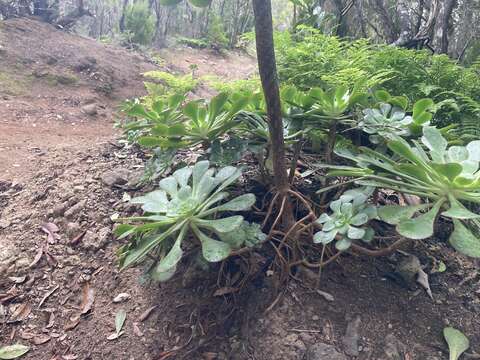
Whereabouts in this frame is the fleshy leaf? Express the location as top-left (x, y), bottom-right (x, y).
top-left (378, 204), bottom-right (428, 225)
top-left (216, 194), bottom-right (256, 211)
top-left (397, 199), bottom-right (444, 240)
top-left (347, 226), bottom-right (366, 240)
top-left (313, 230), bottom-right (337, 244)
top-left (196, 216), bottom-right (243, 233)
top-left (131, 190), bottom-right (169, 213)
top-left (0, 344), bottom-right (30, 359)
top-left (449, 220), bottom-right (480, 258)
top-left (335, 238), bottom-right (352, 251)
top-left (195, 229), bottom-right (232, 262)
top-left (442, 197), bottom-right (480, 219)
top-left (443, 327), bottom-right (470, 360)
top-left (159, 177), bottom-right (178, 197)
top-left (173, 167), bottom-right (192, 188)
top-left (422, 126), bottom-right (447, 162)
top-left (467, 140), bottom-right (480, 161)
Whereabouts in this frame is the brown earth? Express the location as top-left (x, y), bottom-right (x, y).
top-left (1, 17), bottom-right (480, 360)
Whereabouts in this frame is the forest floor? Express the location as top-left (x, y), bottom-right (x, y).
top-left (1, 18), bottom-right (479, 360)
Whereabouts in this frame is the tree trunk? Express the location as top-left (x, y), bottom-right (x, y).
top-left (252, 0), bottom-right (289, 193)
top-left (33, 0), bottom-right (48, 20)
top-left (119, 0), bottom-right (129, 32)
top-left (439, 0), bottom-right (457, 54)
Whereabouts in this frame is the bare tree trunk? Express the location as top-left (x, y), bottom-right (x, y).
top-left (439, 0), bottom-right (457, 53)
top-left (119, 0), bottom-right (129, 32)
top-left (252, 0), bottom-right (289, 193)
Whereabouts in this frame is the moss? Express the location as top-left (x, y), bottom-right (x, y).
top-left (0, 71), bottom-right (30, 96)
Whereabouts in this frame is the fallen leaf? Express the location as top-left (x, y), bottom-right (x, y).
top-left (69, 230), bottom-right (86, 246)
top-left (41, 223), bottom-right (59, 244)
top-left (132, 322), bottom-right (143, 337)
top-left (106, 332), bottom-right (123, 341)
top-left (80, 283), bottom-right (94, 315)
top-left (138, 305), bottom-right (157, 322)
top-left (46, 312), bottom-right (55, 328)
top-left (63, 315), bottom-right (80, 331)
top-left (29, 247), bottom-right (44, 268)
top-left (61, 355), bottom-right (78, 360)
top-left (112, 293), bottom-right (130, 303)
top-left (8, 276), bottom-right (26, 284)
top-left (8, 303), bottom-right (32, 323)
top-left (32, 334), bottom-right (51, 345)
top-left (18, 332), bottom-right (35, 340)
top-left (213, 287), bottom-right (238, 297)
top-left (316, 289), bottom-right (335, 302)
top-left (0, 344), bottom-right (30, 359)
top-left (417, 268), bottom-right (433, 299)
top-left (115, 309), bottom-right (127, 334)
top-left (38, 285), bottom-right (59, 308)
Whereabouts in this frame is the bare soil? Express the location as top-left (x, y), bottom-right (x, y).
top-left (1, 18), bottom-right (479, 360)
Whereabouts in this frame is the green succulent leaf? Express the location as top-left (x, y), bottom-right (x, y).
top-left (449, 220), bottom-right (480, 258)
top-left (0, 344), bottom-right (30, 359)
top-left (335, 238), bottom-right (352, 251)
top-left (314, 230), bottom-right (338, 244)
top-left (194, 227), bottom-right (232, 262)
top-left (397, 199), bottom-right (444, 240)
top-left (378, 204), bottom-right (429, 225)
top-left (443, 327), bottom-right (470, 360)
top-left (347, 226), bottom-right (366, 240)
top-left (215, 194), bottom-right (256, 211)
top-left (442, 197), bottom-right (480, 219)
top-left (196, 216), bottom-right (244, 233)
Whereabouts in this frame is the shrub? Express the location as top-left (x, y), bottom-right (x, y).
top-left (124, 1), bottom-right (155, 45)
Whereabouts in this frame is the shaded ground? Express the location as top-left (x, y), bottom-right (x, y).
top-left (1, 18), bottom-right (479, 360)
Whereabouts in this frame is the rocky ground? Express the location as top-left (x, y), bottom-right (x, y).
top-left (1, 17), bottom-right (480, 360)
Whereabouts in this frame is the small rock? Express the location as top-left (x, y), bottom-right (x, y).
top-left (342, 315), bottom-right (361, 356)
top-left (82, 227), bottom-right (110, 251)
top-left (306, 343), bottom-right (347, 360)
top-left (82, 103), bottom-right (98, 116)
top-left (64, 200), bottom-right (86, 219)
top-left (51, 202), bottom-right (69, 217)
top-left (0, 180), bottom-right (12, 192)
top-left (113, 293), bottom-right (131, 303)
top-left (0, 219), bottom-right (11, 229)
top-left (384, 334), bottom-right (407, 360)
top-left (65, 222), bottom-right (82, 239)
top-left (101, 169), bottom-right (130, 187)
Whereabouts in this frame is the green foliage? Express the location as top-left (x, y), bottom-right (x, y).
top-left (331, 127), bottom-right (480, 256)
top-left (116, 161), bottom-right (264, 280)
top-left (0, 344), bottom-right (29, 359)
top-left (314, 187), bottom-right (377, 251)
top-left (136, 92), bottom-right (249, 149)
top-left (177, 37), bottom-right (209, 49)
top-left (203, 77), bottom-right (261, 95)
top-left (124, 1), bottom-right (155, 45)
top-left (443, 327), bottom-right (470, 360)
top-left (207, 15), bottom-right (229, 49)
top-left (143, 71), bottom-right (199, 96)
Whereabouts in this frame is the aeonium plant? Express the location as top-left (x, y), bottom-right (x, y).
top-left (115, 160), bottom-right (266, 281)
top-left (314, 187), bottom-right (377, 251)
top-left (329, 126), bottom-right (480, 257)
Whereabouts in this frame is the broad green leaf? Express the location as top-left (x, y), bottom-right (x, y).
top-left (173, 166), bottom-right (192, 188)
top-left (397, 199), bottom-right (444, 240)
top-left (442, 197), bottom-right (480, 219)
top-left (215, 166), bottom-right (237, 182)
top-left (347, 226), bottom-right (365, 240)
top-left (467, 140), bottom-right (480, 161)
top-left (350, 213), bottom-right (368, 226)
top-left (131, 190), bottom-right (168, 213)
top-left (378, 204), bottom-right (428, 225)
top-left (431, 163), bottom-right (463, 182)
top-left (195, 228), bottom-right (232, 262)
top-left (0, 344), bottom-right (30, 359)
top-left (138, 136), bottom-right (164, 148)
top-left (413, 98), bottom-right (434, 118)
top-left (151, 124), bottom-right (169, 136)
top-left (388, 139), bottom-right (422, 165)
top-left (155, 225), bottom-right (187, 273)
top-left (447, 146), bottom-right (469, 162)
top-left (313, 230), bottom-right (337, 244)
top-left (159, 177), bottom-right (178, 197)
top-left (449, 220), bottom-right (480, 258)
top-left (115, 309), bottom-right (127, 335)
top-left (335, 238), bottom-right (352, 251)
top-left (192, 160), bottom-right (210, 190)
top-left (390, 96), bottom-right (408, 110)
top-left (443, 327), bottom-right (470, 360)
top-left (196, 216), bottom-right (243, 233)
top-left (159, 0), bottom-right (182, 5)
top-left (374, 90), bottom-right (390, 102)
top-left (188, 0), bottom-right (212, 7)
top-left (422, 126), bottom-right (447, 162)
top-left (215, 194), bottom-right (255, 211)
top-left (209, 92), bottom-right (229, 119)
top-left (167, 124), bottom-right (187, 137)
top-left (150, 264), bottom-right (177, 282)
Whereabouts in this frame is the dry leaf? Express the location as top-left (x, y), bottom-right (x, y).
top-left (19, 332), bottom-right (35, 340)
top-left (62, 354), bottom-right (78, 360)
top-left (138, 305), bottom-right (157, 322)
top-left (8, 303), bottom-right (32, 323)
top-left (70, 230), bottom-right (86, 246)
top-left (417, 268), bottom-right (433, 299)
top-left (213, 287), bottom-right (238, 297)
top-left (46, 312), bottom-right (55, 329)
top-left (8, 276), bottom-right (27, 284)
top-left (29, 247), bottom-right (44, 268)
top-left (132, 322), bottom-right (143, 337)
top-left (80, 283), bottom-right (94, 315)
top-left (32, 334), bottom-right (51, 345)
top-left (38, 285), bottom-right (59, 308)
top-left (41, 222), bottom-right (59, 244)
top-left (64, 315), bottom-right (80, 331)
top-left (316, 289), bottom-right (335, 302)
